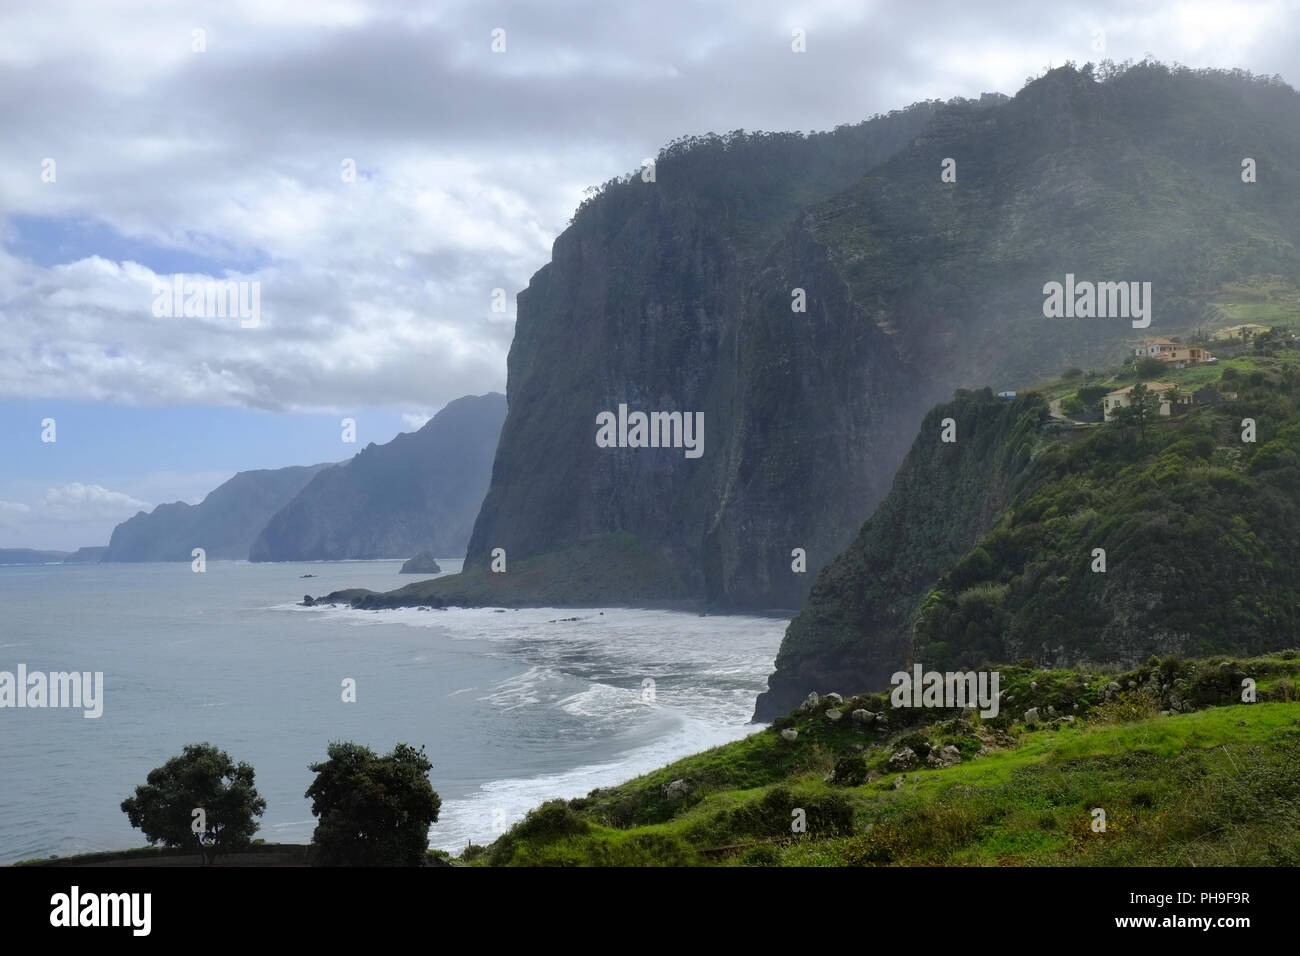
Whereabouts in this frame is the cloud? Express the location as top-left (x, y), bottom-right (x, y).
top-left (401, 412), bottom-right (432, 430)
top-left (0, 0), bottom-right (1296, 415)
top-left (39, 483), bottom-right (151, 522)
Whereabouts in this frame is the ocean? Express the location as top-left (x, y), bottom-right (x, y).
top-left (0, 560), bottom-right (786, 863)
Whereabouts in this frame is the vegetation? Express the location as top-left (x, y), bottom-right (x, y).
top-left (913, 354), bottom-right (1300, 671)
top-left (120, 743), bottom-right (266, 865)
top-left (462, 654), bottom-right (1300, 866)
top-left (305, 741), bottom-right (441, 866)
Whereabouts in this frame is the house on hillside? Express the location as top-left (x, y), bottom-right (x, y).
top-left (1134, 337), bottom-right (1178, 358)
top-left (1103, 382), bottom-right (1193, 421)
top-left (1134, 339), bottom-right (1214, 365)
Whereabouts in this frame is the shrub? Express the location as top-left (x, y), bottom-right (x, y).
top-left (831, 753), bottom-right (870, 786)
top-left (740, 844), bottom-right (783, 866)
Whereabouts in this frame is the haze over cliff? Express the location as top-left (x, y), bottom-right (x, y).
top-left (401, 62), bottom-right (1300, 612)
top-left (103, 463), bottom-right (333, 562)
top-left (250, 392), bottom-right (506, 562)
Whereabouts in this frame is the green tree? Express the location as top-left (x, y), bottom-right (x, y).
top-left (120, 743), bottom-right (266, 865)
top-left (1115, 382), bottom-right (1162, 439)
top-left (1076, 384), bottom-right (1111, 413)
top-left (306, 741), bottom-right (441, 866)
top-left (1164, 385), bottom-right (1184, 413)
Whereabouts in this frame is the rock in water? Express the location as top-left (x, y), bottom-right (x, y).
top-left (400, 551), bottom-right (442, 574)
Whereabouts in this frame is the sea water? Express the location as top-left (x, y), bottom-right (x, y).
top-left (0, 560), bottom-right (785, 862)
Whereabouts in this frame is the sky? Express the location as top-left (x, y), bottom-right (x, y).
top-left (2, 0), bottom-right (1298, 549)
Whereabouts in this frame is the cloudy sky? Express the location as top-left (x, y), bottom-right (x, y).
top-left (2, 0), bottom-right (1298, 549)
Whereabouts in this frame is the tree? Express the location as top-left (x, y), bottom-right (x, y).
top-left (1077, 384), bottom-right (1111, 414)
top-left (1114, 383), bottom-right (1162, 439)
top-left (121, 743), bottom-right (266, 865)
top-left (1136, 357), bottom-right (1167, 378)
top-left (306, 741), bottom-right (441, 866)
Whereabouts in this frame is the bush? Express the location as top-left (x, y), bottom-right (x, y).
top-left (831, 753), bottom-right (870, 786)
top-left (897, 732), bottom-right (933, 760)
top-left (740, 844), bottom-right (783, 866)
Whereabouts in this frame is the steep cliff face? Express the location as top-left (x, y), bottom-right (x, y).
top-left (908, 368), bottom-right (1300, 672)
top-left (250, 393), bottom-right (505, 561)
top-left (758, 354), bottom-right (1300, 720)
top-left (463, 105), bottom-right (952, 608)
top-left (455, 64), bottom-right (1300, 611)
top-left (104, 463), bottom-right (332, 562)
top-left (753, 390), bottom-right (1047, 719)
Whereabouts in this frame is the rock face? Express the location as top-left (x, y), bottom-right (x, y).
top-left (458, 106), bottom-right (951, 611)
top-left (103, 464), bottom-right (333, 562)
top-left (754, 390), bottom-right (1045, 720)
top-left (448, 65), bottom-right (1300, 614)
top-left (250, 393), bottom-right (505, 562)
top-left (399, 551), bottom-right (443, 575)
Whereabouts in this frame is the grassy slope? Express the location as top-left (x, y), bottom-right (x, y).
top-left (465, 653), bottom-right (1300, 867)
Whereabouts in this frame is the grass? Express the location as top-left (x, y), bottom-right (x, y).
top-left (464, 653), bottom-right (1300, 866)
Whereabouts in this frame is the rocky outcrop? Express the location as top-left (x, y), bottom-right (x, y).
top-left (399, 551), bottom-right (442, 574)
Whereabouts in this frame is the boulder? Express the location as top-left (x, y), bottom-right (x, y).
top-left (1024, 707), bottom-right (1041, 723)
top-left (824, 693), bottom-right (843, 705)
top-left (781, 728), bottom-right (799, 742)
top-left (399, 551), bottom-right (443, 574)
top-left (825, 708), bottom-right (843, 722)
top-left (927, 745), bottom-right (962, 768)
top-left (664, 779), bottom-right (692, 801)
top-left (888, 747), bottom-right (918, 771)
top-left (800, 692), bottom-right (820, 712)
top-left (851, 709), bottom-right (876, 726)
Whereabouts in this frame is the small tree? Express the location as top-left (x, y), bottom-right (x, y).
top-left (1115, 382), bottom-right (1162, 439)
top-left (1136, 357), bottom-right (1166, 378)
top-left (306, 741), bottom-right (441, 866)
top-left (121, 743), bottom-right (266, 865)
top-left (1163, 385), bottom-right (1184, 413)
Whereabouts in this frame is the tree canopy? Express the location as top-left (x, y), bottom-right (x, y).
top-left (120, 742), bottom-right (265, 865)
top-left (305, 741), bottom-right (441, 866)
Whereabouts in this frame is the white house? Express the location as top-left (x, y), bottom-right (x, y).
top-left (1103, 381), bottom-right (1192, 421)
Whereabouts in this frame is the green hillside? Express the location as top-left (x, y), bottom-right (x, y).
top-left (462, 653), bottom-right (1300, 866)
